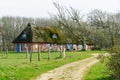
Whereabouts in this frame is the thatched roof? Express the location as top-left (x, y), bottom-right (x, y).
top-left (13, 23), bottom-right (93, 44)
top-left (12, 23), bottom-right (68, 44)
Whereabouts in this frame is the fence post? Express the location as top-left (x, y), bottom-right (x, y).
top-left (26, 47), bottom-right (28, 58)
top-left (59, 44), bottom-right (63, 58)
top-left (48, 44), bottom-right (50, 61)
top-left (63, 44), bottom-right (66, 58)
top-left (30, 46), bottom-right (32, 63)
top-left (38, 44), bottom-right (40, 61)
top-left (6, 48), bottom-right (8, 58)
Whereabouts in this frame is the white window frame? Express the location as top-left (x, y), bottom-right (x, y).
top-left (35, 44), bottom-right (38, 48)
top-left (24, 44), bottom-right (27, 48)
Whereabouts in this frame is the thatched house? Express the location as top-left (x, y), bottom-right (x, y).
top-left (13, 23), bottom-right (93, 52)
top-left (13, 23), bottom-right (68, 52)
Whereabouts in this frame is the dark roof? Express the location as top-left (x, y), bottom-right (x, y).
top-left (13, 23), bottom-right (93, 44)
top-left (12, 23), bottom-right (68, 44)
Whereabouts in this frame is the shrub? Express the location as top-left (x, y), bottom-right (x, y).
top-left (107, 45), bottom-right (120, 79)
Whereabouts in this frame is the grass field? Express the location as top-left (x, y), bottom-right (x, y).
top-left (0, 50), bottom-right (105, 80)
top-left (84, 60), bottom-right (113, 80)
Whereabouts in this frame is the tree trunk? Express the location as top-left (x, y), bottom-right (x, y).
top-left (108, 27), bottom-right (114, 47)
top-left (2, 36), bottom-right (5, 51)
top-left (63, 45), bottom-right (66, 58)
top-left (30, 46), bottom-right (32, 63)
top-left (6, 48), bottom-right (8, 58)
top-left (26, 47), bottom-right (28, 58)
top-left (59, 44), bottom-right (63, 58)
top-left (82, 36), bottom-right (86, 51)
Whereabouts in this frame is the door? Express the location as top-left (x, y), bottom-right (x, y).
top-left (16, 44), bottom-right (21, 52)
top-left (67, 44), bottom-right (73, 51)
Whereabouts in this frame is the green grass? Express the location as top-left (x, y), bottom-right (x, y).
top-left (0, 50), bottom-right (105, 80)
top-left (84, 61), bottom-right (113, 80)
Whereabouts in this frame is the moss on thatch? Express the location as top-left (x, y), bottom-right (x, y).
top-left (13, 23), bottom-right (93, 44)
top-left (13, 23), bottom-right (67, 44)
top-left (31, 26), bottom-right (67, 43)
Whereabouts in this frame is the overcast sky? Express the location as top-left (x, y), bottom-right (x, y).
top-left (0, 0), bottom-right (120, 18)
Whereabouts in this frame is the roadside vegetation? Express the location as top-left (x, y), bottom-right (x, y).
top-left (84, 45), bottom-right (120, 80)
top-left (84, 61), bottom-right (113, 80)
top-left (0, 51), bottom-right (105, 80)
top-left (107, 45), bottom-right (120, 80)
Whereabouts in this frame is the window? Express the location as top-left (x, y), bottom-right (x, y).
top-left (52, 34), bottom-right (58, 39)
top-left (44, 44), bottom-right (46, 48)
top-left (21, 33), bottom-right (27, 39)
top-left (54, 44), bottom-right (57, 48)
top-left (36, 44), bottom-right (38, 48)
top-left (24, 44), bottom-right (27, 48)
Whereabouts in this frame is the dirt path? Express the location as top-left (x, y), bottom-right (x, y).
top-left (35, 54), bottom-right (99, 80)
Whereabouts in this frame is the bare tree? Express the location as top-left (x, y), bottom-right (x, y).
top-left (52, 2), bottom-right (88, 51)
top-left (35, 18), bottom-right (57, 27)
top-left (88, 9), bottom-right (120, 49)
top-left (0, 16), bottom-right (35, 50)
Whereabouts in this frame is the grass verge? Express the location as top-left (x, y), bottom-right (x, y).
top-left (0, 50), bottom-right (105, 80)
top-left (84, 61), bottom-right (113, 80)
